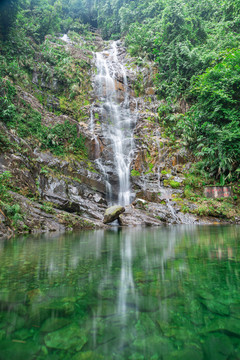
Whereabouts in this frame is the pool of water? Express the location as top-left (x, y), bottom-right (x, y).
top-left (0, 225), bottom-right (239, 359)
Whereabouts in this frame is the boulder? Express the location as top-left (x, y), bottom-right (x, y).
top-left (44, 324), bottom-right (87, 351)
top-left (118, 205), bottom-right (162, 226)
top-left (103, 205), bottom-right (125, 224)
top-left (132, 198), bottom-right (148, 209)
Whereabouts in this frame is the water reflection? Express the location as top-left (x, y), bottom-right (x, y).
top-left (118, 232), bottom-right (136, 315)
top-left (0, 225), bottom-right (239, 359)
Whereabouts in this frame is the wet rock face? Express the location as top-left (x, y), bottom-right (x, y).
top-left (123, 65), bottom-right (195, 224)
top-left (35, 150), bottom-right (108, 220)
top-left (89, 40), bottom-right (139, 205)
top-left (0, 128), bottom-right (109, 236)
top-left (118, 201), bottom-right (210, 226)
top-left (119, 205), bottom-right (163, 226)
top-left (0, 210), bottom-right (12, 238)
top-left (40, 175), bottom-right (107, 221)
top-left (88, 39), bottom-right (196, 220)
top-left (103, 205), bottom-right (125, 224)
top-left (8, 192), bottom-right (106, 233)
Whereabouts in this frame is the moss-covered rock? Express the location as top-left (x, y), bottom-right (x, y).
top-left (40, 317), bottom-right (71, 333)
top-left (103, 205), bottom-right (125, 224)
top-left (44, 323), bottom-right (88, 351)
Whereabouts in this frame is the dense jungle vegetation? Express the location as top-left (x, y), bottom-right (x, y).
top-left (0, 0), bottom-right (240, 183)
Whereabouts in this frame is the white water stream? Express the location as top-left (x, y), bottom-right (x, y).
top-left (91, 41), bottom-right (136, 206)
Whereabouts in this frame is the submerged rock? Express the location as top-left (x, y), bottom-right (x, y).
top-left (72, 352), bottom-right (104, 360)
top-left (168, 345), bottom-right (203, 360)
top-left (203, 333), bottom-right (233, 360)
top-left (103, 205), bottom-right (125, 224)
top-left (44, 324), bottom-right (87, 350)
top-left (40, 317), bottom-right (71, 333)
top-left (204, 318), bottom-right (240, 337)
top-left (199, 299), bottom-right (230, 316)
top-left (133, 335), bottom-right (174, 359)
top-left (0, 340), bottom-right (40, 360)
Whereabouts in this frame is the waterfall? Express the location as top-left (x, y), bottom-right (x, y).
top-left (92, 41), bottom-right (136, 206)
top-left (60, 34), bottom-right (71, 43)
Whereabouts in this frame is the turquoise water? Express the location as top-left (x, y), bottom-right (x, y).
top-left (0, 225), bottom-right (240, 360)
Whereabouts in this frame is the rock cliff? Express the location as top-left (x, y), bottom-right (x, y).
top-left (0, 31), bottom-right (238, 238)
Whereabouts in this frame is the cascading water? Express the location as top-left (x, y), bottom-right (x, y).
top-left (91, 41), bottom-right (136, 206)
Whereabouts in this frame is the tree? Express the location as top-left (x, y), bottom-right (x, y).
top-left (0, 0), bottom-right (22, 39)
top-left (180, 49), bottom-right (240, 179)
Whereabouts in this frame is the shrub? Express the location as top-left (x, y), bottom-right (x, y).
top-left (0, 171), bottom-right (12, 202)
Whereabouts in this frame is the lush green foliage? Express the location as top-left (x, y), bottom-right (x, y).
top-left (0, 171), bottom-right (25, 228)
top-left (0, 0), bottom-right (239, 181)
top-left (121, 0), bottom-right (240, 98)
top-left (0, 79), bottom-right (87, 157)
top-left (180, 49), bottom-right (240, 180)
top-left (116, 0), bottom-right (240, 180)
top-left (0, 171), bottom-right (12, 202)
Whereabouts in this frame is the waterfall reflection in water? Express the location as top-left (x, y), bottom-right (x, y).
top-left (118, 232), bottom-right (136, 316)
top-left (0, 226), bottom-right (239, 359)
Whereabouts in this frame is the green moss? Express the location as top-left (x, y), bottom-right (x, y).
top-left (131, 169), bottom-right (140, 176)
top-left (59, 213), bottom-right (95, 229)
top-left (40, 202), bottom-right (56, 214)
top-left (169, 180), bottom-right (181, 189)
top-left (174, 197), bottom-right (183, 203)
top-left (40, 167), bottom-right (49, 175)
top-left (59, 96), bottom-right (68, 112)
top-left (181, 205), bottom-right (190, 213)
top-left (134, 73), bottom-right (144, 97)
top-left (144, 163), bottom-right (154, 175)
top-left (163, 179), bottom-right (169, 187)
